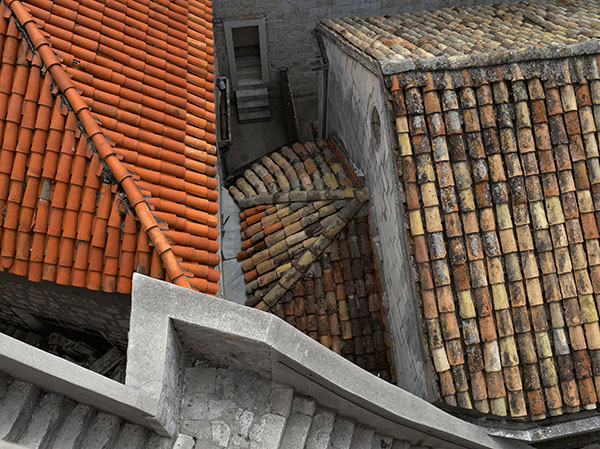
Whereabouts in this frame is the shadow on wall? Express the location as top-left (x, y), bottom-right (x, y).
top-left (221, 94), bottom-right (318, 178)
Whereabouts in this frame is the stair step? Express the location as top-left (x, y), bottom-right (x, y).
top-left (268, 386), bottom-right (294, 418)
top-left (18, 393), bottom-right (72, 449)
top-left (235, 87), bottom-right (268, 102)
top-left (291, 396), bottom-right (316, 417)
top-left (371, 433), bottom-right (394, 449)
top-left (327, 416), bottom-right (355, 449)
top-left (0, 380), bottom-right (39, 441)
top-left (305, 407), bottom-right (336, 449)
top-left (112, 423), bottom-right (148, 449)
top-left (238, 108), bottom-right (271, 123)
top-left (50, 404), bottom-right (95, 449)
top-left (237, 97), bottom-right (270, 111)
top-left (279, 413), bottom-right (312, 448)
top-left (78, 412), bottom-right (121, 449)
top-left (248, 413), bottom-right (287, 449)
top-left (350, 426), bottom-right (375, 449)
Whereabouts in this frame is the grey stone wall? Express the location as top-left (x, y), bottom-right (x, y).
top-left (323, 39), bottom-right (438, 400)
top-left (0, 272), bottom-right (130, 348)
top-left (180, 360), bottom-right (294, 448)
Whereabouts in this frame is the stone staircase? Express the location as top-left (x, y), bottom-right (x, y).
top-left (178, 362), bottom-right (448, 449)
top-left (0, 373), bottom-right (173, 449)
top-left (0, 367), bottom-right (447, 449)
top-left (278, 395), bottom-right (417, 449)
top-left (235, 87), bottom-right (271, 123)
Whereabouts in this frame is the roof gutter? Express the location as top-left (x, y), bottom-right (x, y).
top-left (5, 0), bottom-right (192, 290)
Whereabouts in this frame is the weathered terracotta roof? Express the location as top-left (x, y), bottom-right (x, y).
top-left (229, 140), bottom-right (393, 380)
top-left (0, 0), bottom-right (219, 294)
top-left (320, 0), bottom-right (600, 69)
top-left (391, 54), bottom-right (600, 421)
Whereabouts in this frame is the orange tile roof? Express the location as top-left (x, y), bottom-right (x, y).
top-left (229, 140), bottom-right (393, 380)
top-left (0, 0), bottom-right (219, 294)
top-left (391, 56), bottom-right (600, 420)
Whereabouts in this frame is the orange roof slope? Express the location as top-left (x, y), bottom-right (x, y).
top-left (0, 0), bottom-right (220, 294)
top-left (229, 140), bottom-right (393, 380)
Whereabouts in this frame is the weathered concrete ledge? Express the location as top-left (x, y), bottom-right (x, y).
top-left (0, 333), bottom-right (169, 436)
top-left (129, 274), bottom-right (530, 449)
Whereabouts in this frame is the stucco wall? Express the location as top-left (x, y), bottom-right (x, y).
top-left (322, 39), bottom-right (438, 400)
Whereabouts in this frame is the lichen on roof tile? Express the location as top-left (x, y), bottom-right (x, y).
top-left (390, 40), bottom-right (600, 421)
top-left (320, 0), bottom-right (600, 72)
top-left (230, 140), bottom-right (393, 380)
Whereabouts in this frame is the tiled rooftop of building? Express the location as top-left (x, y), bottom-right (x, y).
top-left (320, 0), bottom-right (600, 68)
top-left (391, 53), bottom-right (600, 421)
top-left (0, 0), bottom-right (219, 294)
top-left (229, 140), bottom-right (393, 380)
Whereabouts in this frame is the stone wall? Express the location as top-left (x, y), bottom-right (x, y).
top-left (0, 272), bottom-right (130, 348)
top-left (180, 360), bottom-right (294, 448)
top-left (322, 39), bottom-right (438, 400)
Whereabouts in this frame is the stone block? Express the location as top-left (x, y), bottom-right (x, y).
top-left (350, 426), bottom-right (375, 449)
top-left (181, 394), bottom-right (209, 421)
top-left (51, 404), bottom-right (95, 449)
top-left (185, 368), bottom-right (217, 396)
top-left (180, 420), bottom-right (212, 440)
top-left (212, 421), bottom-right (232, 447)
top-left (79, 412), bottom-right (121, 449)
top-left (233, 410), bottom-right (255, 438)
top-left (248, 413), bottom-right (286, 449)
top-left (112, 423), bottom-right (148, 449)
top-left (208, 399), bottom-right (238, 420)
top-left (18, 393), bottom-right (70, 449)
top-left (291, 396), bottom-right (316, 416)
top-left (267, 388), bottom-right (294, 417)
top-left (174, 434), bottom-right (196, 449)
top-left (328, 416), bottom-right (355, 449)
top-left (279, 413), bottom-right (312, 448)
top-left (305, 407), bottom-right (335, 449)
top-left (0, 380), bottom-right (40, 440)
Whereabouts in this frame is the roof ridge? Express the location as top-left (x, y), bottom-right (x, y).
top-left (4, 0), bottom-right (192, 290)
top-left (255, 190), bottom-right (369, 311)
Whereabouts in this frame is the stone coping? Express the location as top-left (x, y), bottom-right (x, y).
top-left (128, 273), bottom-right (529, 449)
top-left (2, 273), bottom-right (597, 445)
